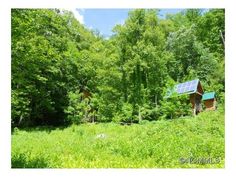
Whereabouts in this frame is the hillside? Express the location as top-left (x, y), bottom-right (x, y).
top-left (12, 110), bottom-right (224, 168)
top-left (11, 9), bottom-right (225, 127)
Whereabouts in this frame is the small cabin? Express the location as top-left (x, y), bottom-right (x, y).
top-left (166, 79), bottom-right (204, 115)
top-left (202, 92), bottom-right (217, 111)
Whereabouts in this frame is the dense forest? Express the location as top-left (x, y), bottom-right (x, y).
top-left (11, 9), bottom-right (225, 127)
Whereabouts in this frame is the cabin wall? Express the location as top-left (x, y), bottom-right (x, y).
top-left (195, 94), bottom-right (202, 113)
top-left (190, 93), bottom-right (202, 115)
top-left (190, 94), bottom-right (195, 108)
top-left (197, 83), bottom-right (204, 95)
top-left (204, 99), bottom-right (216, 110)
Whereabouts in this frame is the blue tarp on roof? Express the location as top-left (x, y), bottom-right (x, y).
top-left (202, 92), bottom-right (215, 101)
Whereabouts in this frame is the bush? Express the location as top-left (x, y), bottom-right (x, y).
top-left (64, 91), bottom-right (92, 124)
top-left (96, 100), bottom-right (116, 122)
top-left (160, 94), bottom-right (192, 119)
top-left (11, 90), bottom-right (31, 127)
top-left (113, 102), bottom-right (134, 123)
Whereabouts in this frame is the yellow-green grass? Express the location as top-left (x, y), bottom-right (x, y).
top-left (12, 110), bottom-right (224, 168)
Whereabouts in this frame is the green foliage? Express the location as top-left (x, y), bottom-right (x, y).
top-left (64, 91), bottom-right (83, 124)
top-left (196, 9), bottom-right (225, 56)
top-left (166, 26), bottom-right (218, 83)
top-left (113, 9), bottom-right (168, 119)
top-left (11, 9), bottom-right (102, 126)
top-left (11, 9), bottom-right (224, 127)
top-left (11, 8), bottom-right (225, 169)
top-left (12, 110), bottom-right (224, 168)
top-left (160, 79), bottom-right (192, 119)
top-left (11, 90), bottom-right (31, 126)
top-left (113, 102), bottom-right (134, 123)
top-left (160, 95), bottom-right (192, 119)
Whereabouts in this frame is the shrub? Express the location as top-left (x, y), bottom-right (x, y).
top-left (113, 102), bottom-right (134, 123)
top-left (64, 91), bottom-right (92, 124)
top-left (11, 90), bottom-right (31, 127)
top-left (160, 94), bottom-right (192, 119)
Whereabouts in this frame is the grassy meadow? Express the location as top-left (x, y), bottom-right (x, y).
top-left (11, 110), bottom-right (224, 168)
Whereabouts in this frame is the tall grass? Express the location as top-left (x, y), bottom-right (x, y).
top-left (12, 110), bottom-right (224, 168)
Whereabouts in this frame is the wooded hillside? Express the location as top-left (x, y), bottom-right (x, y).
top-left (11, 9), bottom-right (225, 127)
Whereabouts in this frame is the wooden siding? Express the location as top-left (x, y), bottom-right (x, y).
top-left (204, 98), bottom-right (216, 111)
top-left (190, 93), bottom-right (202, 115)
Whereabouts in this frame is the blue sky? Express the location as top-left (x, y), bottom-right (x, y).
top-left (72, 9), bottom-right (184, 38)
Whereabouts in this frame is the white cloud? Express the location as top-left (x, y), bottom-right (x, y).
top-left (63, 8), bottom-right (84, 24)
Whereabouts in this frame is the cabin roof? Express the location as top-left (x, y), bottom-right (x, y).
top-left (202, 92), bottom-right (215, 101)
top-left (166, 79), bottom-right (203, 98)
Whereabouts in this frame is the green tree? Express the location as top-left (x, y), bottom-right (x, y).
top-left (113, 9), bottom-right (167, 121)
top-left (11, 8), bottom-right (225, 127)
top-left (11, 9), bottom-right (103, 126)
top-left (166, 26), bottom-right (218, 83)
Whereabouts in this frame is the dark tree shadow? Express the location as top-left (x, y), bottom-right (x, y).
top-left (12, 125), bottom-right (68, 134)
top-left (12, 153), bottom-right (49, 168)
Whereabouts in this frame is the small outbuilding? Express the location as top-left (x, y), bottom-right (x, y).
top-left (202, 92), bottom-right (217, 111)
top-left (166, 79), bottom-right (204, 115)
